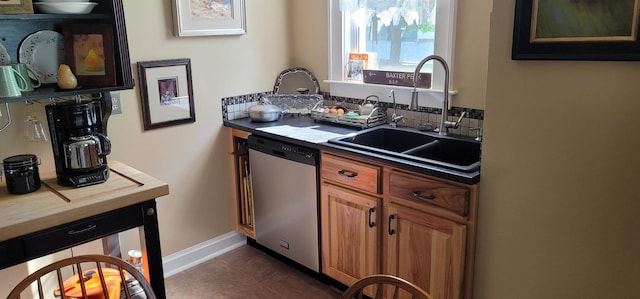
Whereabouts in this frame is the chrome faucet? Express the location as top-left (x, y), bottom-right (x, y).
top-left (411, 55), bottom-right (464, 135)
top-left (389, 89), bottom-right (404, 127)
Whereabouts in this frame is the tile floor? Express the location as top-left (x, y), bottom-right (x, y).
top-left (165, 245), bottom-right (342, 298)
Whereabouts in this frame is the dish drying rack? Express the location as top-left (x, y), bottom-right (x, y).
top-left (310, 96), bottom-right (386, 129)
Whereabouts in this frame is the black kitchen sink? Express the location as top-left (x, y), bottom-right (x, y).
top-left (329, 127), bottom-right (439, 153)
top-left (328, 126), bottom-right (481, 173)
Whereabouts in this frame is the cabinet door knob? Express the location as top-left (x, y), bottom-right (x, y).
top-left (413, 191), bottom-right (436, 201)
top-left (388, 214), bottom-right (396, 235)
top-left (368, 208), bottom-right (375, 228)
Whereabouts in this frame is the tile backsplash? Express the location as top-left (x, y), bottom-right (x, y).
top-left (221, 92), bottom-right (484, 139)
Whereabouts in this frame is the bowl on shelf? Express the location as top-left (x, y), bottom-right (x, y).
top-left (33, 2), bottom-right (97, 14)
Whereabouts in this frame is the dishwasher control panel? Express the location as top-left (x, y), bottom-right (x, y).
top-left (248, 135), bottom-right (318, 166)
top-left (279, 144), bottom-right (315, 158)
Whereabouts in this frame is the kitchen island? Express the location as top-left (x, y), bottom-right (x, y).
top-left (0, 161), bottom-right (169, 298)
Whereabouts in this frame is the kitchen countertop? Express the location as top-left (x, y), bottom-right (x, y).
top-left (0, 160), bottom-right (170, 241)
top-left (224, 116), bottom-right (480, 184)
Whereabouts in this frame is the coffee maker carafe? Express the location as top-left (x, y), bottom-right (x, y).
top-left (46, 100), bottom-right (111, 187)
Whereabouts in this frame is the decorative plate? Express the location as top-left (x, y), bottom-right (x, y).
top-left (0, 43), bottom-right (10, 65)
top-left (19, 30), bottom-right (65, 84)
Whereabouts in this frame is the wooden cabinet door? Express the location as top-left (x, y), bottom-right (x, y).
top-left (321, 183), bottom-right (380, 286)
top-left (384, 202), bottom-right (466, 299)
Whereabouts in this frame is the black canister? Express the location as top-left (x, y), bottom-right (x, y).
top-left (3, 154), bottom-right (41, 194)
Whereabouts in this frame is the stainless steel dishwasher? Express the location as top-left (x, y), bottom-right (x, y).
top-left (248, 135), bottom-right (320, 272)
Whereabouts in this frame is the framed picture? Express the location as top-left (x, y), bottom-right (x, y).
top-left (0, 0), bottom-right (34, 14)
top-left (345, 60), bottom-right (365, 81)
top-left (137, 58), bottom-right (195, 130)
top-left (62, 24), bottom-right (116, 87)
top-left (172, 0), bottom-right (246, 37)
top-left (512, 0), bottom-right (640, 60)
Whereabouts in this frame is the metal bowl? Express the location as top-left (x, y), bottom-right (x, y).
top-left (248, 100), bottom-right (282, 122)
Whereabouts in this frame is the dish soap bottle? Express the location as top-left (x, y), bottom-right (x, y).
top-left (57, 64), bottom-right (77, 90)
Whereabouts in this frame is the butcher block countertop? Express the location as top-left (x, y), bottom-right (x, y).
top-left (0, 161), bottom-right (169, 241)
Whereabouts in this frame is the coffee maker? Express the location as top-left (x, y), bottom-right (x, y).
top-left (46, 100), bottom-right (111, 187)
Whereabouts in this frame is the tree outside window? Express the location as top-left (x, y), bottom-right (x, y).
top-left (344, 0), bottom-right (437, 71)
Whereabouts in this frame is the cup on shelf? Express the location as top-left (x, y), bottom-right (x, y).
top-left (0, 65), bottom-right (28, 98)
top-left (11, 63), bottom-right (41, 92)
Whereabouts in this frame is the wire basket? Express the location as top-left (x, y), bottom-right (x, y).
top-left (310, 100), bottom-right (386, 129)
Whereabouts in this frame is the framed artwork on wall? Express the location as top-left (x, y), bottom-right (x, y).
top-left (62, 24), bottom-right (116, 87)
top-left (137, 58), bottom-right (196, 130)
top-left (171, 0), bottom-right (246, 37)
top-left (0, 0), bottom-right (34, 14)
top-left (512, 0), bottom-right (640, 60)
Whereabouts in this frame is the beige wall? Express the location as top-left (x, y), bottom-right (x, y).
top-left (114, 0), bottom-right (291, 256)
top-left (0, 0), bottom-right (290, 285)
top-left (474, 1), bottom-right (640, 299)
top-left (290, 1), bottom-right (329, 92)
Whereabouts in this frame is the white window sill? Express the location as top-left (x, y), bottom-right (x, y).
top-left (324, 80), bottom-right (458, 109)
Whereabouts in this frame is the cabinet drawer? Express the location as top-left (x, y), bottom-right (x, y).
top-left (23, 205), bottom-right (143, 258)
top-left (389, 170), bottom-right (469, 217)
top-left (0, 238), bottom-right (25, 269)
top-left (321, 153), bottom-right (381, 194)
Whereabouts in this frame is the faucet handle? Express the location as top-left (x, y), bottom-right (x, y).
top-left (470, 127), bottom-right (483, 141)
top-left (455, 111), bottom-right (467, 125)
top-left (443, 111), bottom-right (467, 129)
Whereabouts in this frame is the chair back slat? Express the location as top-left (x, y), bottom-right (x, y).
top-left (7, 254), bottom-right (157, 299)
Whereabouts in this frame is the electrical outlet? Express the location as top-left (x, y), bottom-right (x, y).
top-left (111, 93), bottom-right (122, 114)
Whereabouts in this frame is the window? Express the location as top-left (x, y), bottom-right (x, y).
top-left (328, 0), bottom-right (458, 103)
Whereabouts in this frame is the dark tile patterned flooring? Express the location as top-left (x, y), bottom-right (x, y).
top-left (165, 245), bottom-right (342, 298)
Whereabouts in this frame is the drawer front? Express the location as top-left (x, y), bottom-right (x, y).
top-left (23, 205), bottom-right (143, 258)
top-left (0, 238), bottom-right (26, 269)
top-left (321, 153), bottom-right (381, 194)
top-left (389, 170), bottom-right (469, 217)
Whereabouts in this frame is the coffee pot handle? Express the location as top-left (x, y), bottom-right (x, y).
top-left (95, 133), bottom-right (111, 158)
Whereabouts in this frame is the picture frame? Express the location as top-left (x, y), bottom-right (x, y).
top-left (345, 60), bottom-right (365, 81)
top-left (512, 0), bottom-right (640, 61)
top-left (137, 58), bottom-right (195, 130)
top-left (171, 0), bottom-right (246, 37)
top-left (62, 24), bottom-right (116, 87)
top-left (0, 0), bottom-right (34, 14)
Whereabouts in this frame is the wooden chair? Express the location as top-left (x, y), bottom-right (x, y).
top-left (7, 254), bottom-right (157, 299)
top-left (341, 274), bottom-right (433, 299)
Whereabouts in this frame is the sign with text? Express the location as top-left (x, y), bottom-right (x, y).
top-left (363, 70), bottom-right (431, 88)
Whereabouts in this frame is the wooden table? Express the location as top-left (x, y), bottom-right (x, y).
top-left (0, 161), bottom-right (169, 298)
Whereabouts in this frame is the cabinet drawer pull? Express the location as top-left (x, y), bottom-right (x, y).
top-left (413, 191), bottom-right (436, 201)
top-left (67, 224), bottom-right (97, 235)
top-left (338, 169), bottom-right (358, 178)
top-left (388, 214), bottom-right (396, 235)
top-left (368, 208), bottom-right (375, 228)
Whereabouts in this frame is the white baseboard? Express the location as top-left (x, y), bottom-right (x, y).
top-left (162, 231), bottom-right (246, 278)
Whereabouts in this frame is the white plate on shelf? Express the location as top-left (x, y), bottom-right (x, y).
top-left (0, 43), bottom-right (10, 65)
top-left (19, 30), bottom-right (65, 84)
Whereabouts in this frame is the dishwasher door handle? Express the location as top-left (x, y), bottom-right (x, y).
top-left (338, 169), bottom-right (358, 178)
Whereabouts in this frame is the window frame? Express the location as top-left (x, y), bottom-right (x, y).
top-left (326, 0), bottom-right (458, 107)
